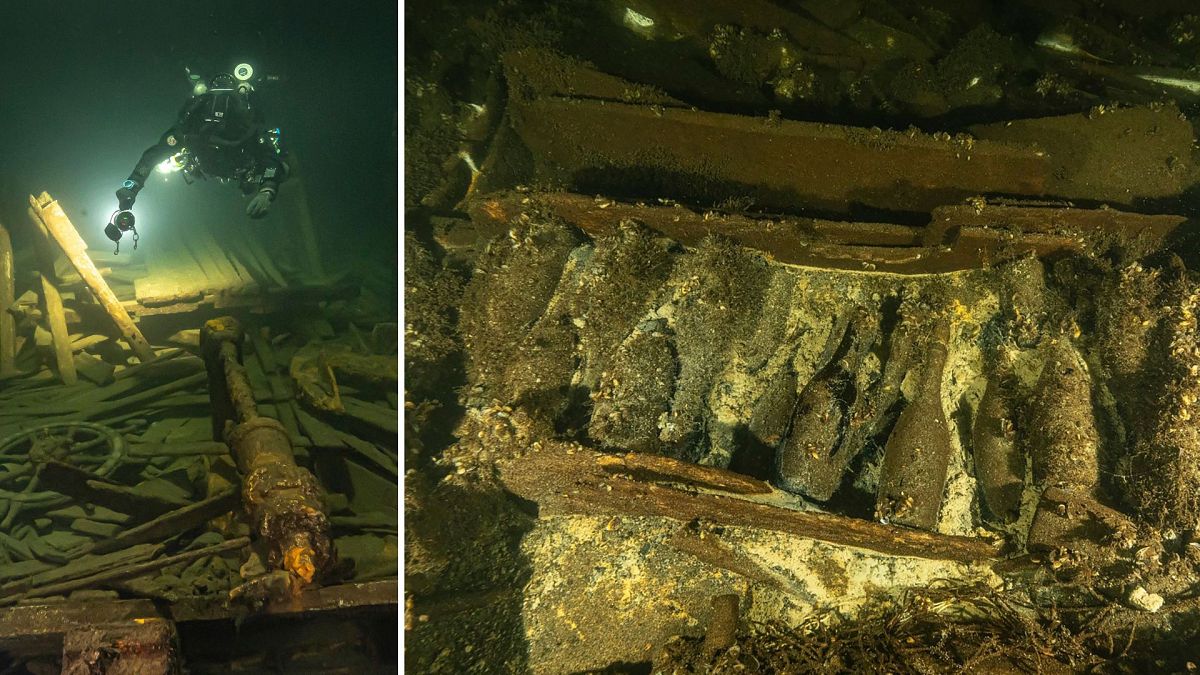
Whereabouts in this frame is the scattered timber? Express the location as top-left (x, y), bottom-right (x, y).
top-left (29, 194), bottom-right (154, 362)
top-left (499, 447), bottom-right (999, 562)
top-left (0, 222), bottom-right (14, 377)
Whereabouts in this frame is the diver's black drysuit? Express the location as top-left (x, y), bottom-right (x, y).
top-left (117, 83), bottom-right (288, 219)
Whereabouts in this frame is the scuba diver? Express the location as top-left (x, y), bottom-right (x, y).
top-left (107, 62), bottom-right (288, 249)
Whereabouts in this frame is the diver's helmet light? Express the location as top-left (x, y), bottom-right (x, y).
top-left (234, 63), bottom-right (254, 81)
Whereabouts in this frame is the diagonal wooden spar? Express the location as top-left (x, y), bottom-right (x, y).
top-left (28, 193), bottom-right (155, 362)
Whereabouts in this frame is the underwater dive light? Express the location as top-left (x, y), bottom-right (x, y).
top-left (104, 209), bottom-right (138, 253)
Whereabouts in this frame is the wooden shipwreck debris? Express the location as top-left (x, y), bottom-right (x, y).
top-left (968, 105), bottom-right (1195, 206)
top-left (0, 537), bottom-right (249, 607)
top-left (0, 222), bottom-right (14, 378)
top-left (471, 191), bottom-right (1178, 275)
top-left (38, 460), bottom-right (192, 521)
top-left (37, 272), bottom-right (76, 385)
top-left (499, 448), bottom-right (999, 562)
top-left (511, 97), bottom-right (1049, 215)
top-left (601, 453), bottom-right (771, 495)
top-left (61, 616), bottom-right (179, 675)
top-left (926, 202), bottom-right (1185, 249)
top-left (502, 48), bottom-right (1197, 214)
top-left (29, 193), bottom-right (154, 363)
top-left (201, 316), bottom-right (333, 590)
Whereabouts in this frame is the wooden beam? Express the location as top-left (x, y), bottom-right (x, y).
top-left (28, 194), bottom-right (155, 362)
top-left (499, 447), bottom-right (1000, 562)
top-left (38, 273), bottom-right (76, 385)
top-left (0, 222), bottom-right (15, 376)
top-left (282, 152), bottom-right (326, 282)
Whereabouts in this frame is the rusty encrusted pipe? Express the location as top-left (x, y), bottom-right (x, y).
top-left (201, 316), bottom-right (333, 588)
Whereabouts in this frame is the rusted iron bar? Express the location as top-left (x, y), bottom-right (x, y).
top-left (29, 193), bottom-right (155, 362)
top-left (499, 447), bottom-right (999, 562)
top-left (201, 316), bottom-right (333, 590)
top-left (0, 221), bottom-right (14, 377)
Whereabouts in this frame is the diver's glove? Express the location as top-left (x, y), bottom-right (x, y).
top-left (115, 179), bottom-right (141, 210)
top-left (246, 187), bottom-right (276, 219)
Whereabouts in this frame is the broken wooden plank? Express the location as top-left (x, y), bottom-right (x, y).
top-left (284, 152), bottom-right (327, 282)
top-left (69, 334), bottom-right (110, 353)
top-left (73, 352), bottom-right (115, 385)
top-left (4, 537), bottom-right (248, 606)
top-left (122, 278), bottom-right (359, 317)
top-left (472, 192), bottom-right (1095, 274)
top-left (0, 544), bottom-right (163, 601)
top-left (499, 447), bottom-right (999, 562)
top-left (87, 488), bottom-right (240, 556)
top-left (503, 48), bottom-right (687, 107)
top-left (340, 397), bottom-right (399, 435)
top-left (38, 273), bottom-right (76, 385)
top-left (926, 203), bottom-right (1185, 248)
top-left (126, 441), bottom-right (228, 457)
top-left (38, 460), bottom-right (192, 519)
top-left (6, 370), bottom-right (208, 416)
top-left (668, 526), bottom-right (788, 591)
top-left (61, 617), bottom-right (179, 675)
top-left (969, 104), bottom-right (1194, 207)
top-left (170, 578), bottom-right (399, 622)
top-left (114, 347), bottom-right (189, 380)
top-left (187, 228), bottom-right (243, 293)
top-left (600, 453), bottom-right (772, 495)
top-left (295, 409), bottom-right (348, 449)
top-left (512, 97), bottom-right (1050, 215)
top-left (0, 222), bottom-right (14, 377)
top-left (29, 194), bottom-right (155, 362)
top-left (250, 334), bottom-right (303, 442)
top-left (0, 597), bottom-right (162, 653)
